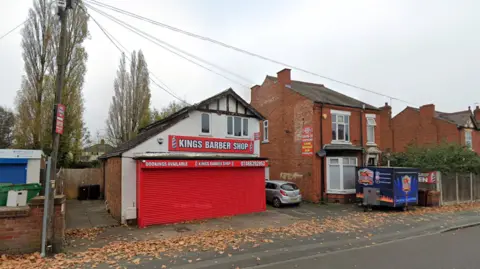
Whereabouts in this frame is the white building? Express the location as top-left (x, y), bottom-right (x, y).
top-left (100, 89), bottom-right (268, 227)
top-left (0, 149), bottom-right (44, 184)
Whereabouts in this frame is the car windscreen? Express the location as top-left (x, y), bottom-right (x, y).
top-left (280, 183), bottom-right (298, 191)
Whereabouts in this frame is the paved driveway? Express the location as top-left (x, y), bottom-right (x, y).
top-left (66, 200), bottom-right (118, 229)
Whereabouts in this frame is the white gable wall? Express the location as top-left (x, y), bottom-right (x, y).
top-left (119, 107), bottom-right (261, 223)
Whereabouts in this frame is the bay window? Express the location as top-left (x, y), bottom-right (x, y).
top-left (327, 157), bottom-right (357, 193)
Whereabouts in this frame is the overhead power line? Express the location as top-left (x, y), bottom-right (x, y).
top-left (0, 20), bottom-right (28, 42)
top-left (80, 4), bottom-right (189, 105)
top-left (86, 0), bottom-right (417, 106)
top-left (84, 2), bottom-right (252, 89)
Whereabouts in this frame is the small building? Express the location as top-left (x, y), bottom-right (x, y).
top-left (380, 104), bottom-right (480, 153)
top-left (0, 149), bottom-right (44, 184)
top-left (81, 142), bottom-right (113, 162)
top-left (250, 68), bottom-right (382, 204)
top-left (100, 89), bottom-right (267, 227)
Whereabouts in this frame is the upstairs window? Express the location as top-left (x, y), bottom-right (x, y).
top-left (227, 116), bottom-right (249, 137)
top-left (331, 110), bottom-right (350, 143)
top-left (263, 120), bottom-right (269, 142)
top-left (366, 114), bottom-right (376, 144)
top-left (465, 130), bottom-right (473, 149)
top-left (201, 113), bottom-right (210, 134)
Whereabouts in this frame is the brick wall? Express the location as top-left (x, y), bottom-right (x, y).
top-left (251, 69), bottom-right (381, 203)
top-left (0, 196), bottom-right (65, 254)
top-left (380, 104), bottom-right (478, 153)
top-left (104, 157), bottom-right (122, 221)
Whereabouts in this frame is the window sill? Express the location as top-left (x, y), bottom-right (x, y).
top-left (366, 142), bottom-right (377, 147)
top-left (261, 140), bottom-right (269, 144)
top-left (327, 189), bottom-right (356, 195)
top-left (199, 133), bottom-right (212, 137)
top-left (226, 135), bottom-right (250, 140)
top-left (331, 141), bottom-right (352, 145)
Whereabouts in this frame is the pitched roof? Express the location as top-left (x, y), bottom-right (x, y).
top-left (100, 88), bottom-right (265, 159)
top-left (266, 76), bottom-right (378, 110)
top-left (437, 110), bottom-right (477, 128)
top-left (408, 107), bottom-right (478, 128)
top-left (84, 143), bottom-right (114, 153)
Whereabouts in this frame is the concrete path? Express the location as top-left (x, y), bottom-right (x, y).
top-left (66, 199), bottom-right (118, 229)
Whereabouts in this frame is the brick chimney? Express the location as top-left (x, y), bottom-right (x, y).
top-left (419, 104), bottom-right (435, 120)
top-left (277, 68), bottom-right (291, 85)
top-left (380, 102), bottom-right (392, 119)
top-left (474, 105), bottom-right (480, 122)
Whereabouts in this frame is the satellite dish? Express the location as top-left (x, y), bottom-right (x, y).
top-left (316, 149), bottom-right (326, 157)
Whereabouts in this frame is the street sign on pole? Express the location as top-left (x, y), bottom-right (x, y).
top-left (57, 0), bottom-right (66, 8)
top-left (55, 104), bottom-right (65, 135)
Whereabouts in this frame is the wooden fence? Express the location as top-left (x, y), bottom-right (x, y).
top-left (58, 168), bottom-right (103, 199)
top-left (438, 172), bottom-right (480, 205)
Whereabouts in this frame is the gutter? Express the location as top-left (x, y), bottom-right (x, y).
top-left (360, 104), bottom-right (364, 165)
top-left (319, 103), bottom-right (325, 203)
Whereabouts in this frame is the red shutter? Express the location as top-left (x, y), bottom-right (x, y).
top-left (137, 167), bottom-right (266, 227)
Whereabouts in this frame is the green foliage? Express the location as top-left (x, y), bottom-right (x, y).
top-left (0, 106), bottom-right (15, 148)
top-left (14, 0), bottom-right (89, 167)
top-left (383, 143), bottom-right (480, 173)
top-left (150, 101), bottom-right (188, 122)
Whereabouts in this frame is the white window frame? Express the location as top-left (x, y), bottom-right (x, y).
top-left (326, 157), bottom-right (358, 194)
top-left (465, 129), bottom-right (473, 149)
top-left (366, 114), bottom-right (376, 146)
top-left (227, 116), bottom-right (249, 138)
top-left (331, 110), bottom-right (351, 144)
top-left (200, 113), bottom-right (211, 135)
top-left (263, 120), bottom-right (269, 142)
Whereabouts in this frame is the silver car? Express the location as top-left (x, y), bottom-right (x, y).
top-left (265, 180), bottom-right (302, 207)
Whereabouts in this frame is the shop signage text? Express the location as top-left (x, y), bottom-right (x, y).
top-left (301, 126), bottom-right (313, 156)
top-left (141, 160), bottom-right (268, 169)
top-left (168, 135), bottom-right (254, 154)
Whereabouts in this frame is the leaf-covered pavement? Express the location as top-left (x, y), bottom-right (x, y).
top-left (2, 203), bottom-right (480, 269)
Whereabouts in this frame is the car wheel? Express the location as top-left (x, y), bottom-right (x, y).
top-left (273, 198), bottom-right (282, 208)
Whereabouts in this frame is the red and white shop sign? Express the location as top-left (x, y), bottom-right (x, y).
top-left (55, 104), bottom-right (66, 135)
top-left (168, 135), bottom-right (254, 154)
top-left (140, 160), bottom-right (268, 169)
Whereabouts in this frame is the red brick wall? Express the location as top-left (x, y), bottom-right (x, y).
top-left (381, 105), bottom-right (468, 152)
top-left (251, 70), bottom-right (382, 203)
top-left (105, 157), bottom-right (122, 221)
top-left (472, 129), bottom-right (480, 154)
top-left (0, 197), bottom-right (65, 254)
top-left (251, 73), bottom-right (318, 201)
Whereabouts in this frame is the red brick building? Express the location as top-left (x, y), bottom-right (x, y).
top-left (380, 104), bottom-right (480, 153)
top-left (251, 69), bottom-right (382, 203)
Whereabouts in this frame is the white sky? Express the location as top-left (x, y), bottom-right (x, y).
top-left (1, 0), bottom-right (479, 139)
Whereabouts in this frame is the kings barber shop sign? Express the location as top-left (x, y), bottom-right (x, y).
top-left (168, 135), bottom-right (254, 154)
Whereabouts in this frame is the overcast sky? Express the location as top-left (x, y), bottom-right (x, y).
top-left (1, 0), bottom-right (479, 140)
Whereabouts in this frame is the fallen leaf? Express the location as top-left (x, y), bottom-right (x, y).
top-left (132, 258), bottom-right (141, 265)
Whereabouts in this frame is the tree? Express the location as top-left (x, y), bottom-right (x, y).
top-left (106, 51), bottom-right (150, 146)
top-left (383, 143), bottom-right (480, 174)
top-left (0, 106), bottom-right (15, 148)
top-left (151, 101), bottom-right (188, 122)
top-left (14, 0), bottom-right (89, 167)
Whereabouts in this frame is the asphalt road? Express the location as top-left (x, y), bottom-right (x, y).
top-left (246, 226), bottom-right (480, 269)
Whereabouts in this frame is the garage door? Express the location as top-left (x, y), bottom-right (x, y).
top-left (0, 159), bottom-right (27, 184)
top-left (138, 167), bottom-right (266, 227)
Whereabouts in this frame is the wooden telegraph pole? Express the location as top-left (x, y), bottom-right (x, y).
top-left (43, 0), bottom-right (72, 254)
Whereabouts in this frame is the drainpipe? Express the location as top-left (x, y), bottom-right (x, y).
top-left (360, 105), bottom-right (365, 166)
top-left (320, 104), bottom-right (325, 203)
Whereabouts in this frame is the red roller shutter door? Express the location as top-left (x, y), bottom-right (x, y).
top-left (138, 167), bottom-right (266, 227)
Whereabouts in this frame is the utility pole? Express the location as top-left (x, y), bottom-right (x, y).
top-left (44, 0), bottom-right (70, 254)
